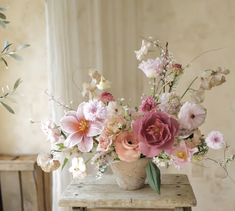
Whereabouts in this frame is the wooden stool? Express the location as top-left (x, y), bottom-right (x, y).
top-left (0, 154), bottom-right (52, 211)
top-left (59, 174), bottom-right (197, 211)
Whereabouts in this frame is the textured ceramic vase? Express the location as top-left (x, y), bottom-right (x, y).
top-left (110, 158), bottom-right (150, 190)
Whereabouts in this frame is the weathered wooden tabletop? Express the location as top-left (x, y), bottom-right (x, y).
top-left (59, 174), bottom-right (197, 210)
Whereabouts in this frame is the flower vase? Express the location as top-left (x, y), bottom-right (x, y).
top-left (110, 158), bottom-right (149, 190)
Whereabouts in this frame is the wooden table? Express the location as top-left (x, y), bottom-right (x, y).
top-left (59, 174), bottom-right (197, 211)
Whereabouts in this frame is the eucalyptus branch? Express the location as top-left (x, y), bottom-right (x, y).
top-left (181, 76), bottom-right (198, 99)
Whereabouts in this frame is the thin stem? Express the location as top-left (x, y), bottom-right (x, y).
top-left (181, 76), bottom-right (198, 99)
top-left (152, 78), bottom-right (156, 97)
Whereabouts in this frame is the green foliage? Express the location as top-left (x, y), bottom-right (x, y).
top-left (61, 157), bottom-right (69, 171)
top-left (146, 160), bottom-right (161, 194)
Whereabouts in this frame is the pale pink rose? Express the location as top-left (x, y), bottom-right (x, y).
top-left (171, 141), bottom-right (198, 169)
top-left (60, 103), bottom-right (103, 152)
top-left (205, 131), bottom-right (224, 149)
top-left (97, 135), bottom-right (112, 152)
top-left (138, 58), bottom-right (164, 78)
top-left (114, 131), bottom-right (140, 162)
top-left (99, 92), bottom-right (114, 104)
top-left (133, 111), bottom-right (179, 157)
top-left (41, 120), bottom-right (61, 143)
top-left (178, 102), bottom-right (206, 130)
top-left (83, 100), bottom-right (107, 121)
top-left (139, 96), bottom-right (157, 112)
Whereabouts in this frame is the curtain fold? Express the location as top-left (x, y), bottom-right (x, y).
top-left (46, 0), bottom-right (143, 210)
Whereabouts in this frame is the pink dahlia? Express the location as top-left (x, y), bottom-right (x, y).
top-left (178, 102), bottom-right (206, 130)
top-left (133, 111), bottom-right (179, 157)
top-left (139, 96), bottom-right (157, 113)
top-left (60, 103), bottom-right (103, 152)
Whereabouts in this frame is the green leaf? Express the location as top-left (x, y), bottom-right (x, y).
top-left (13, 78), bottom-right (22, 90)
top-left (56, 143), bottom-right (65, 150)
top-left (17, 44), bottom-right (30, 50)
top-left (0, 101), bottom-right (15, 114)
top-left (9, 53), bottom-right (22, 61)
top-left (0, 12), bottom-right (6, 20)
top-left (1, 57), bottom-right (8, 68)
top-left (146, 160), bottom-right (161, 194)
top-left (61, 157), bottom-right (69, 171)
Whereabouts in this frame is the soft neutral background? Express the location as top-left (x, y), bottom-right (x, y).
top-left (1, 0), bottom-right (235, 211)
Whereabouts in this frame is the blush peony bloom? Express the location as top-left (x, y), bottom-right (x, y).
top-left (133, 111), bottom-right (179, 157)
top-left (138, 58), bottom-right (164, 78)
top-left (99, 92), bottom-right (114, 104)
top-left (83, 100), bottom-right (107, 121)
top-left (114, 131), bottom-right (140, 162)
top-left (171, 142), bottom-right (198, 169)
top-left (60, 103), bottom-right (103, 152)
top-left (178, 102), bottom-right (206, 130)
top-left (205, 131), bottom-right (224, 149)
top-left (139, 96), bottom-right (157, 112)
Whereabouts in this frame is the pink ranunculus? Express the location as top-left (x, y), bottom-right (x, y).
top-left (60, 103), bottom-right (103, 152)
top-left (133, 111), bottom-right (179, 157)
top-left (99, 92), bottom-right (114, 104)
top-left (171, 141), bottom-right (198, 169)
top-left (139, 96), bottom-right (157, 113)
top-left (114, 131), bottom-right (140, 162)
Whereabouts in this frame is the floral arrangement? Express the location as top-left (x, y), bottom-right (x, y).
top-left (37, 37), bottom-right (235, 193)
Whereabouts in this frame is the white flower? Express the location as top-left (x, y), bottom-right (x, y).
top-left (159, 92), bottom-right (181, 114)
top-left (134, 39), bottom-right (151, 61)
top-left (178, 102), bottom-right (206, 130)
top-left (69, 157), bottom-right (86, 179)
top-left (138, 58), bottom-right (164, 78)
top-left (205, 131), bottom-right (224, 150)
top-left (83, 100), bottom-right (107, 121)
top-left (37, 153), bottom-right (60, 172)
top-left (41, 120), bottom-right (61, 143)
top-left (96, 76), bottom-right (111, 90)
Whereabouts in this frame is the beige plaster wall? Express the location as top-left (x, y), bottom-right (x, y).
top-left (0, 0), bottom-right (50, 154)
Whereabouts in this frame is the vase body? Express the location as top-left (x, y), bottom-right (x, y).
top-left (110, 158), bottom-right (149, 190)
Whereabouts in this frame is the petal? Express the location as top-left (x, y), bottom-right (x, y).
top-left (87, 121), bottom-right (103, 137)
top-left (60, 116), bottom-right (79, 133)
top-left (76, 102), bottom-right (85, 119)
top-left (139, 141), bottom-right (161, 157)
top-left (77, 137), bottom-right (93, 152)
top-left (64, 132), bottom-right (83, 148)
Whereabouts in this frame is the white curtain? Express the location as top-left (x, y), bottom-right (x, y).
top-left (45, 0), bottom-right (144, 210)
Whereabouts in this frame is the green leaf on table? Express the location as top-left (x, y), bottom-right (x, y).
top-left (61, 157), bottom-right (69, 171)
top-left (13, 78), bottom-right (22, 90)
top-left (0, 101), bottom-right (15, 114)
top-left (146, 160), bottom-right (161, 194)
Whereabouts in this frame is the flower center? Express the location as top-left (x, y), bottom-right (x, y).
top-left (176, 151), bottom-right (187, 160)
top-left (77, 119), bottom-right (89, 134)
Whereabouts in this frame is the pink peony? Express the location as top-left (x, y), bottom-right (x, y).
top-left (171, 141), bottom-right (198, 169)
top-left (133, 111), bottom-right (179, 157)
top-left (138, 58), bottom-right (164, 78)
top-left (114, 131), bottom-right (140, 162)
top-left (60, 103), bottom-right (103, 152)
top-left (139, 96), bottom-right (157, 113)
top-left (83, 100), bottom-right (107, 121)
top-left (178, 102), bottom-right (206, 130)
top-left (205, 131), bottom-right (224, 149)
top-left (99, 92), bottom-right (114, 104)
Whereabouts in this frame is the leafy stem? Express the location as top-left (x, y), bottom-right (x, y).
top-left (181, 76), bottom-right (198, 99)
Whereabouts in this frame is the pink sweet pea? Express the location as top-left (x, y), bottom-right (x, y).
top-left (60, 103), bottom-right (103, 152)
